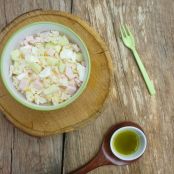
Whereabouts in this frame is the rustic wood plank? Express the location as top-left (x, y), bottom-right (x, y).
top-left (63, 0), bottom-right (174, 174)
top-left (0, 113), bottom-right (13, 174)
top-left (0, 1), bottom-right (13, 174)
top-left (11, 131), bottom-right (63, 174)
top-left (3, 0), bottom-right (71, 22)
top-left (0, 0), bottom-right (71, 174)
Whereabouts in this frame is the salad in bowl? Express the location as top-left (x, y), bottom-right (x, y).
top-left (0, 22), bottom-right (91, 111)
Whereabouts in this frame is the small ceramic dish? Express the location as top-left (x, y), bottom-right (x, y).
top-left (0, 22), bottom-right (91, 111)
top-left (110, 126), bottom-right (147, 161)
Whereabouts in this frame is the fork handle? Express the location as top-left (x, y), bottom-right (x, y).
top-left (132, 48), bottom-right (156, 95)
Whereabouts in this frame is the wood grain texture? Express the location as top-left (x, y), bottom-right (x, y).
top-left (0, 0), bottom-right (174, 174)
top-left (63, 0), bottom-right (174, 174)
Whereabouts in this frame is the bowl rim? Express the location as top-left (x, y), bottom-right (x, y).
top-left (0, 21), bottom-right (91, 111)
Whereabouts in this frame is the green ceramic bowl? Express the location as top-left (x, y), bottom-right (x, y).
top-left (0, 22), bottom-right (91, 111)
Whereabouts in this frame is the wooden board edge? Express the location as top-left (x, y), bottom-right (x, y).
top-left (0, 10), bottom-right (114, 137)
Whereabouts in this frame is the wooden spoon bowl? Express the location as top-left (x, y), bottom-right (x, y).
top-left (70, 121), bottom-right (145, 174)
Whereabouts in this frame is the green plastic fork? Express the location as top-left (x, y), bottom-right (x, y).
top-left (120, 25), bottom-right (156, 96)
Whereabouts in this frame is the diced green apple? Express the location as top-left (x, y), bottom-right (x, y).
top-left (43, 85), bottom-right (58, 95)
top-left (58, 61), bottom-right (66, 73)
top-left (29, 63), bottom-right (42, 73)
top-left (45, 42), bottom-right (56, 48)
top-left (57, 36), bottom-right (69, 46)
top-left (55, 45), bottom-right (61, 53)
top-left (11, 49), bottom-right (20, 61)
top-left (76, 53), bottom-right (83, 62)
top-left (45, 56), bottom-right (59, 66)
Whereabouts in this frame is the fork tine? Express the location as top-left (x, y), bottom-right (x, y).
top-left (121, 25), bottom-right (127, 36)
top-left (120, 26), bottom-right (124, 38)
top-left (125, 24), bottom-right (132, 36)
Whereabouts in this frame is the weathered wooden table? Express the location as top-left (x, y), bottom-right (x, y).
top-left (0, 0), bottom-right (173, 174)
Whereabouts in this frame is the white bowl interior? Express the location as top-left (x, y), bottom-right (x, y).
top-left (0, 22), bottom-right (90, 111)
top-left (110, 126), bottom-right (147, 161)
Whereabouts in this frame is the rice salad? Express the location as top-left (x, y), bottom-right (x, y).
top-left (9, 31), bottom-right (86, 105)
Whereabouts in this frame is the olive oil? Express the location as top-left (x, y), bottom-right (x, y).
top-left (113, 130), bottom-right (139, 155)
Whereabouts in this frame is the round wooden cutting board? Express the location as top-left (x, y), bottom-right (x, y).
top-left (0, 10), bottom-right (113, 136)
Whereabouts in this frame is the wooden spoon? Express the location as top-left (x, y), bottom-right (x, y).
top-left (69, 121), bottom-right (145, 174)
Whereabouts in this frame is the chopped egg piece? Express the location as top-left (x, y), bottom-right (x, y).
top-left (39, 67), bottom-right (51, 78)
top-left (77, 63), bottom-right (86, 81)
top-left (17, 73), bottom-right (27, 80)
top-left (60, 48), bottom-right (76, 61)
